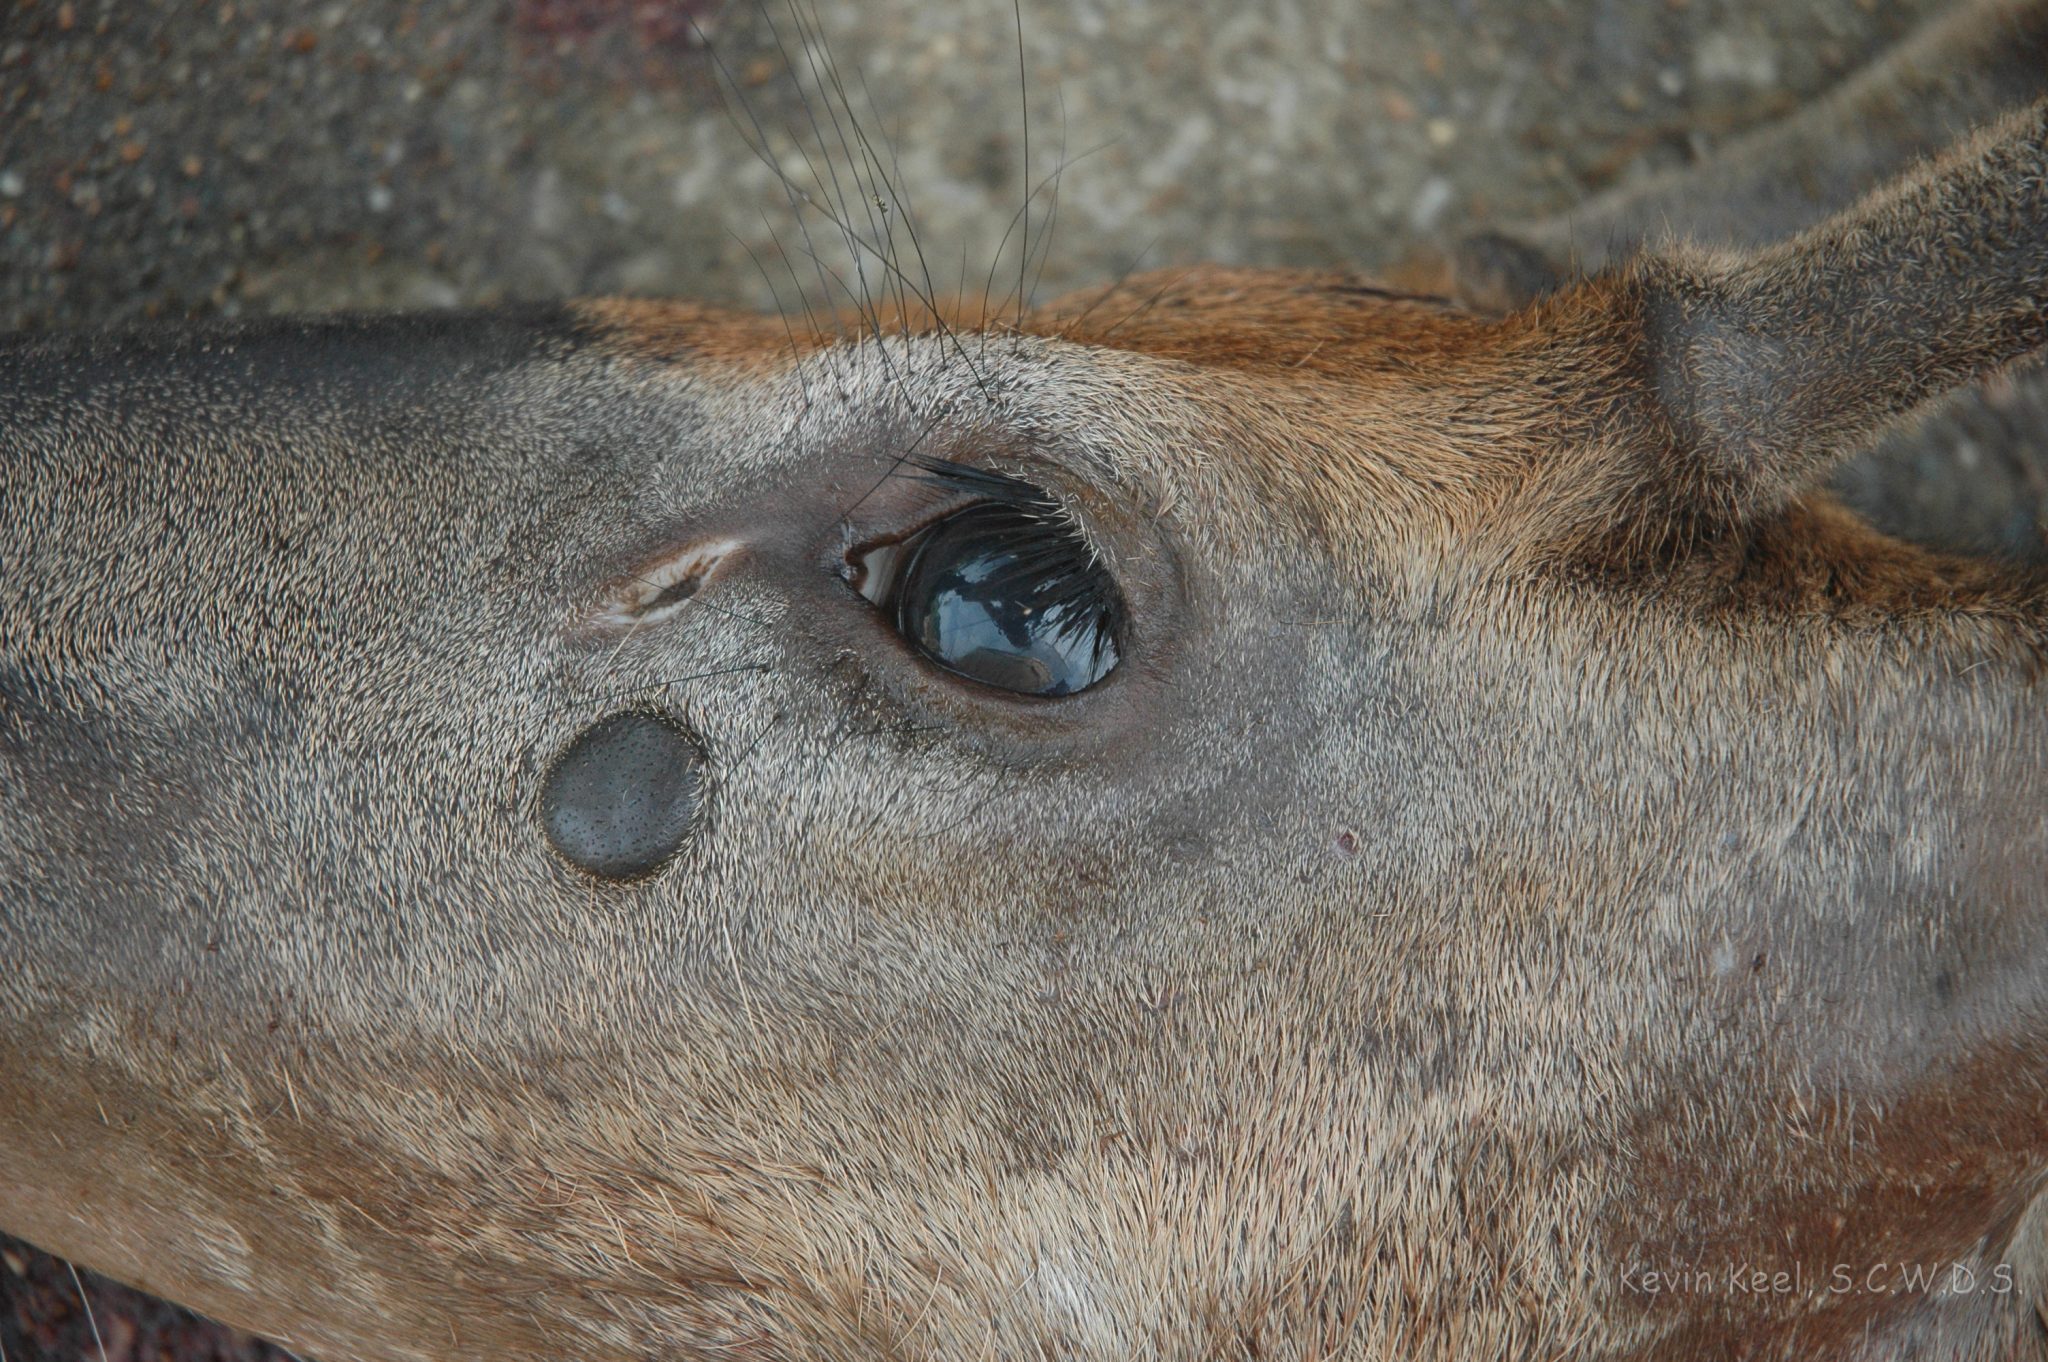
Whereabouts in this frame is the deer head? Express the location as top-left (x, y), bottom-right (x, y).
top-left (0, 49), bottom-right (2043, 1362)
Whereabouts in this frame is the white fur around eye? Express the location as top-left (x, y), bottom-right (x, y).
top-left (593, 537), bottom-right (742, 628)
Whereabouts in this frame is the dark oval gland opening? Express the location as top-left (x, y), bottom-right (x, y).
top-left (541, 711), bottom-right (704, 880)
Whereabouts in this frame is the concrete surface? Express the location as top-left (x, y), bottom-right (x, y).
top-left (0, 0), bottom-right (1945, 329)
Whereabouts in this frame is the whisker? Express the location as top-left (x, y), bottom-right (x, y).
top-left (597, 596), bottom-right (658, 678)
top-left (65, 1262), bottom-right (108, 1362)
top-left (770, 0), bottom-right (979, 422)
top-left (912, 768), bottom-right (1010, 840)
top-left (1025, 84), bottom-right (1071, 314)
top-left (1057, 233), bottom-right (1164, 337)
top-left (848, 60), bottom-right (929, 324)
top-left (776, 0), bottom-right (945, 392)
top-left (756, 211), bottom-right (858, 403)
top-left (983, 141), bottom-right (1112, 333)
top-left (742, 38), bottom-right (925, 421)
top-left (789, 0), bottom-right (910, 338)
top-left (1013, 0), bottom-right (1031, 331)
top-left (685, 595), bottom-right (780, 632)
top-left (842, 48), bottom-right (1002, 403)
top-left (703, 0), bottom-right (1104, 533)
top-left (731, 227), bottom-right (817, 409)
top-left (754, 209), bottom-right (827, 341)
top-left (763, 1), bottom-right (880, 336)
top-left (1090, 267), bottom-right (1192, 343)
top-left (790, 707), bottom-right (860, 845)
top-left (724, 710), bottom-right (790, 778)
top-left (704, 0), bottom-right (1029, 440)
top-left (541, 663), bottom-right (773, 718)
top-left (828, 395), bottom-right (962, 525)
top-left (691, 7), bottom-right (849, 344)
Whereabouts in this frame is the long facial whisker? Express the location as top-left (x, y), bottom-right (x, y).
top-left (1052, 233), bottom-right (1159, 337)
top-left (699, 0), bottom-right (1034, 461)
top-left (766, 1), bottom-right (941, 424)
top-left (848, 62), bottom-right (953, 323)
top-left (820, 12), bottom-right (1010, 413)
top-left (726, 11), bottom-right (979, 336)
top-left (723, 711), bottom-right (790, 782)
top-left (790, 707), bottom-right (860, 847)
top-left (1091, 267), bottom-right (1193, 343)
top-left (982, 140), bottom-right (1111, 333)
top-left (1013, 0), bottom-right (1030, 333)
top-left (540, 663), bottom-right (774, 718)
top-left (1026, 83), bottom-right (1069, 315)
top-left (691, 7), bottom-right (849, 344)
top-left (770, 0), bottom-right (990, 430)
top-left (66, 1262), bottom-right (109, 1362)
top-left (752, 0), bottom-right (949, 355)
top-left (842, 59), bottom-right (1001, 406)
top-left (910, 767), bottom-right (1011, 841)
top-left (580, 582), bottom-right (774, 729)
top-left (844, 56), bottom-right (927, 328)
top-left (731, 226), bottom-right (818, 410)
top-left (761, 1), bottom-right (881, 338)
top-left (828, 394), bottom-right (967, 528)
top-left (719, 12), bottom-right (1121, 535)
top-left (789, 0), bottom-right (910, 342)
top-left (597, 601), bottom-right (656, 679)
top-left (684, 595), bottom-right (780, 632)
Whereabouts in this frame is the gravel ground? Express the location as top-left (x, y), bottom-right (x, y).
top-left (0, 0), bottom-right (2027, 1358)
top-left (2, 1235), bottom-right (295, 1362)
top-left (1, 0), bottom-right (1943, 330)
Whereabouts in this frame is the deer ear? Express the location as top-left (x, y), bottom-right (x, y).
top-left (1515, 99), bottom-right (2048, 554)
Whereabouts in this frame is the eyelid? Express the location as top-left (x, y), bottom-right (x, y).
top-left (839, 492), bottom-right (983, 602)
top-left (905, 457), bottom-right (1120, 578)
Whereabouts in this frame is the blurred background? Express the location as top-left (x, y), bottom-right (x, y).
top-left (0, 0), bottom-right (1945, 330)
top-left (0, 0), bottom-right (2033, 1357)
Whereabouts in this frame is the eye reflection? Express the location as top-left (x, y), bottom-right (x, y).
top-left (896, 502), bottom-right (1122, 696)
top-left (856, 467), bottom-right (1126, 698)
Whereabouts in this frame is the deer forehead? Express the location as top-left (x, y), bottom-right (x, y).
top-left (579, 271), bottom-right (1515, 572)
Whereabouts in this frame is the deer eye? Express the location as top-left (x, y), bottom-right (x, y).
top-left (853, 468), bottom-right (1125, 698)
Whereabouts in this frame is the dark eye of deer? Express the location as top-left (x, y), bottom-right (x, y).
top-left (860, 492), bottom-right (1124, 698)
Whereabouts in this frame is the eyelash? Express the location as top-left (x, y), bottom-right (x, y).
top-left (845, 458), bottom-right (1128, 693)
top-left (905, 459), bottom-right (1126, 656)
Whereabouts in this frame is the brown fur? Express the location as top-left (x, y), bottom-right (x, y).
top-left (2, 13), bottom-right (2046, 1362)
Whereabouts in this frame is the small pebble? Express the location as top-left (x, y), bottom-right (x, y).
top-left (1409, 175), bottom-right (1454, 231)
